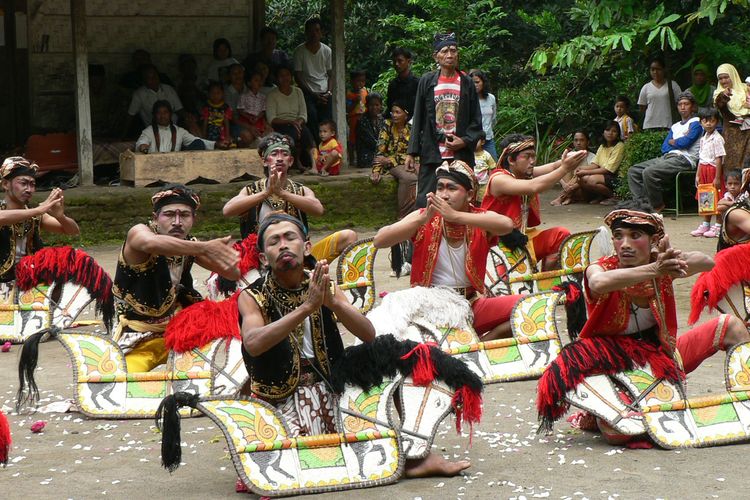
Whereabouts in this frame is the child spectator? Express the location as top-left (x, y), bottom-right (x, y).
top-left (718, 170), bottom-right (743, 221)
top-left (692, 108), bottom-right (726, 238)
top-left (356, 93), bottom-right (385, 168)
top-left (575, 120), bottom-right (625, 205)
top-left (315, 120), bottom-right (343, 176)
top-left (614, 95), bottom-right (637, 141)
top-left (346, 70), bottom-right (368, 156)
top-left (236, 71), bottom-right (268, 146)
top-left (201, 82), bottom-right (232, 143)
top-left (551, 129), bottom-right (595, 206)
top-left (473, 131), bottom-right (496, 201)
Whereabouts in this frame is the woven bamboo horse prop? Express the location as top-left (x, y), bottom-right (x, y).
top-left (545, 244), bottom-right (750, 448)
top-left (485, 229), bottom-right (609, 296)
top-left (0, 246), bottom-right (114, 344)
top-left (16, 292), bottom-right (248, 418)
top-left (206, 235), bottom-right (379, 315)
top-left (366, 286), bottom-right (574, 384)
top-left (156, 335), bottom-right (482, 497)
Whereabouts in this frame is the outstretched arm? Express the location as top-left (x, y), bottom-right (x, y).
top-left (373, 209), bottom-right (425, 248)
top-left (487, 150), bottom-right (587, 197)
top-left (124, 224), bottom-right (239, 279)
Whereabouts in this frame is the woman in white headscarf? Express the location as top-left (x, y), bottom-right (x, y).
top-left (714, 63), bottom-right (750, 170)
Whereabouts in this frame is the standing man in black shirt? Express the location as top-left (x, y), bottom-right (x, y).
top-left (386, 47), bottom-right (419, 118)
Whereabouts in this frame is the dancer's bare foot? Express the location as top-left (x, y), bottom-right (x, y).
top-left (550, 196), bottom-right (563, 206)
top-left (405, 452), bottom-right (470, 478)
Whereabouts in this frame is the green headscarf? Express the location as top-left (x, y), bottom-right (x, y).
top-left (690, 63), bottom-right (712, 107)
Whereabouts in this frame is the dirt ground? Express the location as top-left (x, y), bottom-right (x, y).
top-left (0, 189), bottom-right (742, 499)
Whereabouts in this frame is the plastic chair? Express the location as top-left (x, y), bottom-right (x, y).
top-left (661, 169), bottom-right (697, 219)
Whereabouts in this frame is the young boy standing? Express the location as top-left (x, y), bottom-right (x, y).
top-left (315, 120), bottom-right (343, 176)
top-left (692, 108), bottom-right (726, 238)
top-left (473, 132), bottom-right (495, 201)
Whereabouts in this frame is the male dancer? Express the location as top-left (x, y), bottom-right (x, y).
top-left (537, 207), bottom-right (748, 436)
top-left (223, 133), bottom-right (355, 262)
top-left (0, 156), bottom-right (80, 282)
top-left (113, 185), bottom-right (239, 372)
top-left (480, 135), bottom-right (586, 269)
top-left (374, 160), bottom-right (522, 340)
top-left (240, 212), bottom-right (470, 476)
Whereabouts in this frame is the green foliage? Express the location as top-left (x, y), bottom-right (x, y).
top-left (615, 130), bottom-right (666, 198)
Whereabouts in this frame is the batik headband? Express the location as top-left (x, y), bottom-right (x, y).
top-left (433, 32), bottom-right (458, 52)
top-left (1, 156), bottom-right (38, 180)
top-left (260, 136), bottom-right (292, 159)
top-left (604, 209), bottom-right (665, 239)
top-left (435, 160), bottom-right (477, 192)
top-left (498, 138), bottom-right (535, 167)
top-left (151, 185), bottom-right (201, 212)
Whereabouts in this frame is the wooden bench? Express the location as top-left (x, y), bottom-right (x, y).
top-left (119, 149), bottom-right (264, 187)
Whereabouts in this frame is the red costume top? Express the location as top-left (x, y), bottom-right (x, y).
top-left (480, 168), bottom-right (541, 231)
top-left (410, 207), bottom-right (495, 294)
top-left (580, 255), bottom-right (678, 354)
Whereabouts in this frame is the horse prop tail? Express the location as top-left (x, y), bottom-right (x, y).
top-left (16, 327), bottom-right (60, 411)
top-left (155, 391), bottom-right (202, 472)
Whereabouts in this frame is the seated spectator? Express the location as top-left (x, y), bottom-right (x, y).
top-left (201, 82), bottom-right (233, 143)
top-left (573, 121), bottom-right (625, 205)
top-left (614, 95), bottom-right (637, 141)
top-left (175, 54), bottom-right (205, 137)
top-left (123, 65), bottom-right (183, 137)
top-left (224, 63), bottom-right (247, 115)
top-left (241, 26), bottom-right (290, 87)
top-left (119, 49), bottom-right (173, 91)
top-left (718, 170), bottom-right (750, 250)
top-left (235, 71), bottom-right (269, 146)
top-left (371, 101), bottom-right (415, 219)
top-left (346, 70), bottom-right (368, 155)
top-left (371, 100), bottom-right (415, 277)
top-left (551, 129), bottom-right (596, 206)
top-left (136, 101), bottom-right (228, 153)
top-left (356, 93), bottom-right (385, 168)
top-left (253, 61), bottom-right (276, 95)
top-left (627, 91), bottom-right (702, 212)
top-left (205, 38), bottom-right (239, 87)
top-left (473, 131), bottom-right (496, 201)
top-left (315, 120), bottom-right (343, 176)
top-left (89, 64), bottom-right (127, 139)
top-left (266, 65), bottom-right (316, 170)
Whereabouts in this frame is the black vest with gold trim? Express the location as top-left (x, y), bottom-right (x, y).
top-left (239, 178), bottom-right (309, 238)
top-left (0, 201), bottom-right (44, 282)
top-left (112, 238), bottom-right (201, 321)
top-left (240, 274), bottom-right (342, 402)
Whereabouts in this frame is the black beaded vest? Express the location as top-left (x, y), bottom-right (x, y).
top-left (239, 178), bottom-right (309, 238)
top-left (240, 274), bottom-right (342, 402)
top-left (0, 201), bottom-right (43, 282)
top-left (112, 234), bottom-right (201, 321)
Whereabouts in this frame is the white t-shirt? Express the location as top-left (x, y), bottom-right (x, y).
top-left (430, 239), bottom-right (471, 287)
top-left (637, 80), bottom-right (682, 130)
top-left (128, 84), bottom-right (183, 126)
top-left (293, 43), bottom-right (332, 94)
top-left (135, 124), bottom-right (215, 152)
top-left (479, 94), bottom-right (497, 140)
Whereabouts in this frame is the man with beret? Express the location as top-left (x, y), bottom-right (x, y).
top-left (374, 160), bottom-right (522, 341)
top-left (113, 184), bottom-right (239, 372)
top-left (627, 90), bottom-right (703, 212)
top-left (406, 33), bottom-right (484, 209)
top-left (0, 156), bottom-right (80, 282)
